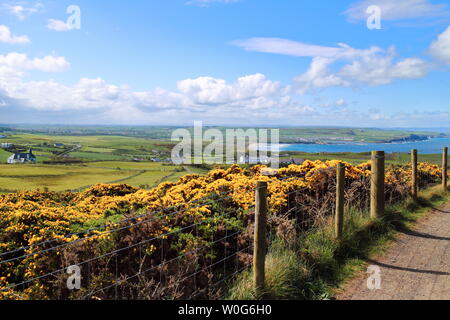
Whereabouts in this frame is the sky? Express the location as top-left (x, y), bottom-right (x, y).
top-left (0, 0), bottom-right (450, 127)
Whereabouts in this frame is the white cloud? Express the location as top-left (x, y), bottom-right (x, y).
top-left (232, 38), bottom-right (345, 58)
top-left (177, 73), bottom-right (281, 105)
top-left (47, 19), bottom-right (72, 32)
top-left (0, 51), bottom-right (301, 119)
top-left (335, 99), bottom-right (347, 107)
top-left (0, 51), bottom-right (322, 126)
top-left (294, 57), bottom-right (350, 93)
top-left (0, 25), bottom-right (30, 44)
top-left (2, 2), bottom-right (44, 21)
top-left (294, 46), bottom-right (429, 92)
top-left (1, 60), bottom-right (448, 126)
top-left (338, 48), bottom-right (430, 85)
top-left (232, 38), bottom-right (383, 60)
top-left (0, 53), bottom-right (70, 72)
top-left (344, 0), bottom-right (449, 22)
top-left (429, 25), bottom-right (450, 64)
top-left (234, 37), bottom-right (431, 92)
top-left (0, 74), bottom-right (315, 125)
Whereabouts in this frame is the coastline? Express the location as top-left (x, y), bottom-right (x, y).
top-left (260, 137), bottom-right (450, 155)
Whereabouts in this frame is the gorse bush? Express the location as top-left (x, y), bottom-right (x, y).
top-left (0, 161), bottom-right (446, 300)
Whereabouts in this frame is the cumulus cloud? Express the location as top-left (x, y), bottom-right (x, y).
top-left (0, 25), bottom-right (30, 44)
top-left (294, 46), bottom-right (430, 92)
top-left (234, 37), bottom-right (431, 93)
top-left (338, 48), bottom-right (430, 85)
top-left (0, 50), bottom-right (304, 122)
top-left (344, 0), bottom-right (450, 22)
top-left (0, 52), bottom-right (70, 72)
top-left (294, 57), bottom-right (350, 93)
top-left (1, 59), bottom-right (447, 126)
top-left (177, 74), bottom-right (281, 105)
top-left (2, 2), bottom-right (44, 21)
top-left (429, 25), bottom-right (450, 64)
top-left (0, 75), bottom-right (316, 125)
top-left (47, 19), bottom-right (72, 32)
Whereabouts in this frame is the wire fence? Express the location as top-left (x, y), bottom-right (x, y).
top-left (0, 148), bottom-right (448, 300)
top-left (0, 187), bottom-right (255, 300)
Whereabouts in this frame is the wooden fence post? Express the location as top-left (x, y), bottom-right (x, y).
top-left (443, 147), bottom-right (448, 191)
top-left (411, 149), bottom-right (418, 200)
top-left (254, 181), bottom-right (268, 296)
top-left (335, 163), bottom-right (345, 240)
top-left (371, 151), bottom-right (385, 219)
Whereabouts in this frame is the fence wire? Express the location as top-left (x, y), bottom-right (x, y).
top-left (0, 149), bottom-right (448, 300)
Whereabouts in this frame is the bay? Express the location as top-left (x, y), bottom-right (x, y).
top-left (279, 138), bottom-right (450, 154)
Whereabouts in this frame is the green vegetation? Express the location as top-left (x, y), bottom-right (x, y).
top-left (281, 151), bottom-right (445, 165)
top-left (0, 125), bottom-right (446, 192)
top-left (0, 162), bottom-right (209, 192)
top-left (227, 186), bottom-right (449, 300)
top-left (0, 164), bottom-right (135, 192)
top-left (0, 149), bottom-right (11, 163)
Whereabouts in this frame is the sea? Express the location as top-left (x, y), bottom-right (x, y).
top-left (277, 138), bottom-right (450, 154)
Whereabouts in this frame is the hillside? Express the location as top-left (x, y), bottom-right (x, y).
top-left (0, 160), bottom-right (446, 300)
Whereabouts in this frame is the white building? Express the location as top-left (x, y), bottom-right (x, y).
top-left (7, 149), bottom-right (36, 164)
top-left (239, 155), bottom-right (273, 164)
top-left (1, 143), bottom-right (13, 149)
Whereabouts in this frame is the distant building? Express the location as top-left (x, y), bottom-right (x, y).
top-left (54, 143), bottom-right (65, 148)
top-left (1, 143), bottom-right (13, 149)
top-left (239, 155), bottom-right (274, 164)
top-left (7, 149), bottom-right (36, 164)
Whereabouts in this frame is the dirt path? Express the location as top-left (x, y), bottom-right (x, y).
top-left (336, 201), bottom-right (450, 300)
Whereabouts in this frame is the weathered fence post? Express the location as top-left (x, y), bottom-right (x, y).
top-left (443, 147), bottom-right (448, 191)
top-left (254, 181), bottom-right (268, 296)
top-left (371, 151), bottom-right (385, 219)
top-left (411, 149), bottom-right (418, 200)
top-left (335, 163), bottom-right (345, 240)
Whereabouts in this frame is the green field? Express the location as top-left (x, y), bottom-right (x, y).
top-left (0, 130), bottom-right (202, 192)
top-left (0, 164), bottom-right (134, 192)
top-left (0, 161), bottom-right (209, 192)
top-left (0, 125), bottom-right (447, 193)
top-left (0, 132), bottom-right (175, 162)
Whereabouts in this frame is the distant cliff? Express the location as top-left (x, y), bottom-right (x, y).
top-left (387, 134), bottom-right (431, 143)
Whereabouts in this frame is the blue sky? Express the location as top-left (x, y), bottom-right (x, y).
top-left (0, 0), bottom-right (450, 127)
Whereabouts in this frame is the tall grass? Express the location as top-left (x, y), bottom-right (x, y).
top-left (227, 186), bottom-right (449, 300)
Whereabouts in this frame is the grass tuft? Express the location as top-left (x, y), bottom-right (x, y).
top-left (227, 186), bottom-right (449, 300)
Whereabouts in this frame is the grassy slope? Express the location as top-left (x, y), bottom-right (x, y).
top-left (1, 133), bottom-right (174, 162)
top-left (0, 161), bottom-right (210, 192)
top-left (0, 149), bottom-right (12, 162)
top-left (0, 164), bottom-right (135, 192)
top-left (228, 185), bottom-right (450, 300)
